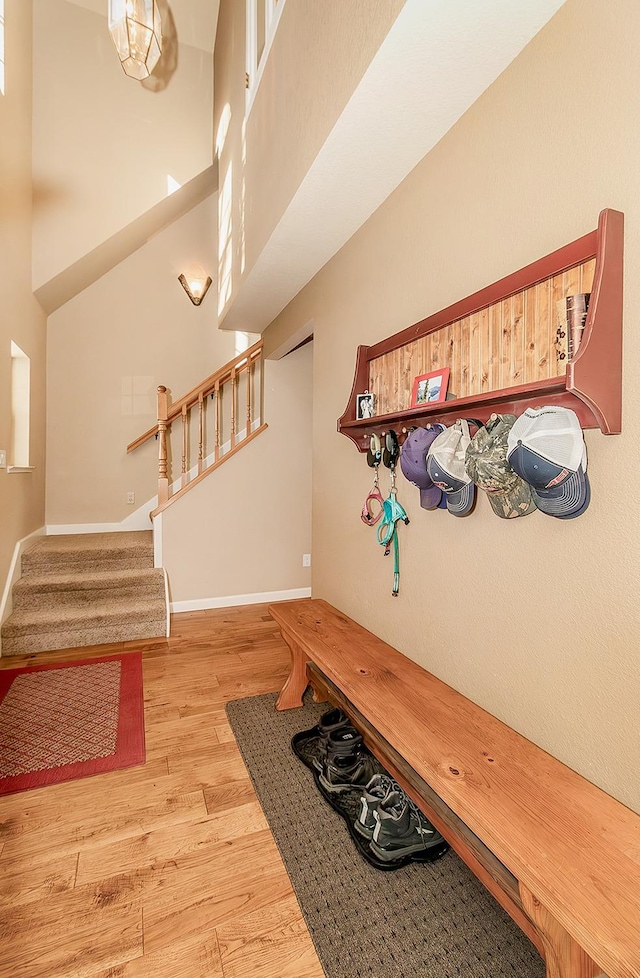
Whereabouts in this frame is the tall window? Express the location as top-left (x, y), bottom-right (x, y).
top-left (246, 0), bottom-right (285, 111)
top-left (0, 0), bottom-right (5, 96)
top-left (11, 342), bottom-right (30, 468)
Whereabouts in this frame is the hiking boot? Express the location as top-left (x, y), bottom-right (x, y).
top-left (310, 709), bottom-right (352, 772)
top-left (370, 791), bottom-right (445, 862)
top-left (325, 726), bottom-right (363, 763)
top-left (354, 774), bottom-right (399, 839)
top-left (318, 751), bottom-right (378, 794)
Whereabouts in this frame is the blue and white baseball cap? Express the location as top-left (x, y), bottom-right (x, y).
top-left (426, 420), bottom-right (476, 517)
top-left (506, 406), bottom-right (590, 519)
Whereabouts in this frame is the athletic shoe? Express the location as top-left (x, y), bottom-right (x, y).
top-left (318, 752), bottom-right (378, 794)
top-left (370, 792), bottom-right (445, 862)
top-left (354, 774), bottom-right (399, 839)
top-left (325, 726), bottom-right (363, 762)
top-left (310, 709), bottom-right (352, 772)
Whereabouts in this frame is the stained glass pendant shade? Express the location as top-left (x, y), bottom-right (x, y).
top-left (108, 0), bottom-right (162, 80)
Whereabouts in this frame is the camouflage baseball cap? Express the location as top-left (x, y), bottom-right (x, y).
top-left (465, 414), bottom-right (537, 519)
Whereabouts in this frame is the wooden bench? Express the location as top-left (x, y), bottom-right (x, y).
top-left (269, 598), bottom-right (640, 978)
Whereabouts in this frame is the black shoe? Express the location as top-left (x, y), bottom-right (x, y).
top-left (292, 708), bottom-right (352, 773)
top-left (324, 726), bottom-right (363, 765)
top-left (370, 791), bottom-right (447, 862)
top-left (354, 774), bottom-right (399, 839)
top-left (318, 751), bottom-right (378, 794)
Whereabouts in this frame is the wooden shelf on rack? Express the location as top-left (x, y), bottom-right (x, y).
top-left (338, 209), bottom-right (623, 452)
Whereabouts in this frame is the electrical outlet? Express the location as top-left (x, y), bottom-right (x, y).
top-left (302, 553), bottom-right (311, 567)
top-left (0, 450), bottom-right (6, 469)
top-left (127, 491), bottom-right (135, 505)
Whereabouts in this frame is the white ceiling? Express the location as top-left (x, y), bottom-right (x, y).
top-left (220, 0), bottom-right (568, 335)
top-left (64, 0), bottom-right (220, 53)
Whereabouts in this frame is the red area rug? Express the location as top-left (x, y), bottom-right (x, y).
top-left (0, 652), bottom-right (145, 796)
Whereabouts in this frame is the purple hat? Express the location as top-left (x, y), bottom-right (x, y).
top-left (399, 426), bottom-right (445, 510)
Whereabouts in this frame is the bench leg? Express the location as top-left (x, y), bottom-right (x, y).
top-left (275, 632), bottom-right (308, 710)
top-left (519, 884), bottom-right (600, 978)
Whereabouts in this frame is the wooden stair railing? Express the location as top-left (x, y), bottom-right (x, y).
top-left (127, 341), bottom-right (267, 516)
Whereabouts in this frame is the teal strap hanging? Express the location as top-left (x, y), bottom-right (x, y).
top-left (377, 470), bottom-right (409, 596)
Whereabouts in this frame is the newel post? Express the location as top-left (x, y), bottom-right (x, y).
top-left (157, 385), bottom-right (169, 506)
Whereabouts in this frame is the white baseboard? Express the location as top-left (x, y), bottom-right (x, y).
top-left (170, 587), bottom-right (311, 614)
top-left (0, 525), bottom-right (46, 655)
top-left (153, 511), bottom-right (163, 568)
top-left (162, 566), bottom-right (171, 637)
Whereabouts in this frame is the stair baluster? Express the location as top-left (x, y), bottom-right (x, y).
top-left (157, 385), bottom-right (169, 507)
top-left (198, 391), bottom-right (204, 475)
top-left (130, 342), bottom-right (267, 516)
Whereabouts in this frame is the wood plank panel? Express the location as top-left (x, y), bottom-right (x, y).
top-left (581, 258), bottom-right (596, 292)
top-left (204, 780), bottom-right (258, 816)
top-left (0, 877), bottom-right (143, 978)
top-left (0, 851), bottom-right (78, 909)
top-left (216, 893), bottom-right (325, 978)
top-left (537, 278), bottom-right (553, 378)
top-left (91, 931), bottom-right (224, 978)
top-left (511, 291), bottom-right (525, 387)
top-left (469, 312), bottom-right (480, 393)
top-left (0, 777), bottom-right (207, 862)
top-left (142, 832), bottom-right (291, 950)
top-left (524, 287), bottom-right (538, 384)
top-left (370, 260), bottom-right (592, 414)
top-left (479, 306), bottom-right (490, 393)
top-left (500, 297), bottom-right (512, 391)
top-left (489, 301), bottom-right (501, 393)
top-left (76, 802), bottom-right (268, 887)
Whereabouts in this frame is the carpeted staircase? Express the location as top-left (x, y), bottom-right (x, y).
top-left (1, 531), bottom-right (167, 655)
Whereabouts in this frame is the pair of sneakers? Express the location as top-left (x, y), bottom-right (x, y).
top-left (296, 707), bottom-right (448, 866)
top-left (355, 773), bottom-right (447, 863)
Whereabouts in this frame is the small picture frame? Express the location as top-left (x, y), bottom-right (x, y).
top-left (411, 368), bottom-right (450, 407)
top-left (356, 391), bottom-right (376, 420)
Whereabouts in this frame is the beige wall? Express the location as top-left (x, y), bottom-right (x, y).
top-left (214, 0), bottom-right (404, 320)
top-left (264, 0), bottom-right (640, 814)
top-left (0, 1), bottom-right (47, 587)
top-left (46, 197), bottom-right (239, 526)
top-left (32, 0), bottom-right (214, 290)
top-left (162, 342), bottom-right (312, 603)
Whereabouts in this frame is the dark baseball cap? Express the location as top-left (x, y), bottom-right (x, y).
top-left (399, 425), bottom-right (445, 510)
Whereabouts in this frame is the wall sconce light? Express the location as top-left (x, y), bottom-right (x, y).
top-left (108, 0), bottom-right (163, 80)
top-left (178, 274), bottom-right (213, 306)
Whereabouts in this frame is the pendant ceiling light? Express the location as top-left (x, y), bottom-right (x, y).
top-left (108, 0), bottom-right (162, 80)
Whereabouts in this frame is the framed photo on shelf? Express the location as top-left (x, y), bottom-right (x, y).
top-left (356, 392), bottom-right (376, 420)
top-left (411, 368), bottom-right (450, 407)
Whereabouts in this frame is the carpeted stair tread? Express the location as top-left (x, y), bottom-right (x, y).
top-left (12, 568), bottom-right (164, 609)
top-left (21, 531), bottom-right (154, 575)
top-left (3, 597), bottom-right (167, 638)
top-left (1, 619), bottom-right (167, 655)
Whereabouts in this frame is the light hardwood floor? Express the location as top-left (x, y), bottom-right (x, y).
top-left (0, 605), bottom-right (325, 978)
